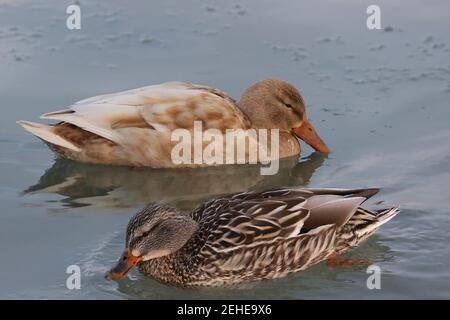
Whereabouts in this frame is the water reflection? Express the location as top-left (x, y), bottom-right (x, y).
top-left (23, 153), bottom-right (327, 210)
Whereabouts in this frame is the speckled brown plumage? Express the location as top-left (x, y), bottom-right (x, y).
top-left (114, 187), bottom-right (399, 287)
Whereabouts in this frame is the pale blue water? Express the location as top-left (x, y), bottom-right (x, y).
top-left (1, 0), bottom-right (450, 299)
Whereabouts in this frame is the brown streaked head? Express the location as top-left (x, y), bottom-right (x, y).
top-left (106, 204), bottom-right (198, 281)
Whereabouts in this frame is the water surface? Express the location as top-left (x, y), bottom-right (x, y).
top-left (1, 0), bottom-right (450, 299)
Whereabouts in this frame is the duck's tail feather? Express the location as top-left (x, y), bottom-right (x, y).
top-left (371, 207), bottom-right (400, 229)
top-left (17, 120), bottom-right (81, 152)
top-left (335, 207), bottom-right (399, 253)
top-left (40, 109), bottom-right (119, 143)
top-left (350, 206), bottom-right (400, 232)
top-left (356, 206), bottom-right (400, 241)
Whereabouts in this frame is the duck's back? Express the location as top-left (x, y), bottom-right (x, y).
top-left (19, 82), bottom-right (251, 167)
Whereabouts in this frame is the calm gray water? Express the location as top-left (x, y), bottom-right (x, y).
top-left (1, 0), bottom-right (449, 299)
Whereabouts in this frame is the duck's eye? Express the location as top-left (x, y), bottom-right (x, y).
top-left (285, 103), bottom-right (294, 109)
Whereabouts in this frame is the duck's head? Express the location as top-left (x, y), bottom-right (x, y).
top-left (106, 204), bottom-right (197, 281)
top-left (239, 78), bottom-right (330, 154)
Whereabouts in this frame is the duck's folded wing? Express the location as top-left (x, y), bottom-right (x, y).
top-left (40, 82), bottom-right (250, 144)
top-left (198, 187), bottom-right (371, 253)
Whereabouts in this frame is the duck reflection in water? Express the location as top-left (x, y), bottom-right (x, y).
top-left (23, 152), bottom-right (327, 210)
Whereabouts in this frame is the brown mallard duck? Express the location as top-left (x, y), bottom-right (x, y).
top-left (17, 79), bottom-right (329, 167)
top-left (107, 187), bottom-right (399, 287)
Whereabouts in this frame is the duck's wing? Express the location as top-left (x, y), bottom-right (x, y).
top-left (192, 187), bottom-right (380, 280)
top-left (39, 82), bottom-right (250, 144)
top-left (194, 187), bottom-right (377, 252)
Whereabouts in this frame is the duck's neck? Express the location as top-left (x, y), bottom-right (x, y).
top-left (236, 86), bottom-right (272, 128)
top-left (166, 212), bottom-right (199, 253)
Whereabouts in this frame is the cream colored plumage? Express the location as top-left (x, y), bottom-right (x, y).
top-left (18, 79), bottom-right (329, 167)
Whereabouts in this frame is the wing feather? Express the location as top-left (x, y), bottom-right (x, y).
top-left (40, 82), bottom-right (250, 143)
top-left (195, 187), bottom-right (378, 254)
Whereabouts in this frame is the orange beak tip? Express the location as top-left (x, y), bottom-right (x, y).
top-left (317, 144), bottom-right (331, 154)
top-left (107, 250), bottom-right (142, 281)
top-left (292, 120), bottom-right (330, 154)
top-left (105, 271), bottom-right (118, 281)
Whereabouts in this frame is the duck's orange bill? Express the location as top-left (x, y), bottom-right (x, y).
top-left (292, 119), bottom-right (330, 154)
top-left (106, 250), bottom-right (142, 281)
